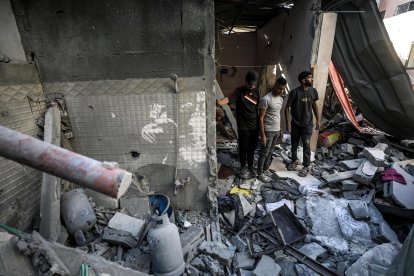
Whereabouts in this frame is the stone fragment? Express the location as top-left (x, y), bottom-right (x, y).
top-left (201, 255), bottom-right (224, 276)
top-left (314, 236), bottom-right (349, 254)
top-left (198, 241), bottom-right (234, 266)
top-left (124, 248), bottom-right (151, 273)
top-left (341, 180), bottom-right (359, 191)
top-left (298, 242), bottom-right (327, 260)
top-left (187, 265), bottom-right (201, 276)
top-left (345, 242), bottom-right (401, 276)
top-left (335, 206), bottom-right (371, 243)
top-left (240, 269), bottom-right (255, 276)
top-left (277, 256), bottom-right (297, 276)
top-left (102, 228), bottom-right (137, 248)
top-left (108, 212), bottom-right (145, 237)
top-left (180, 226), bottom-right (205, 261)
top-left (85, 188), bottom-right (119, 209)
top-left (363, 147), bottom-right (386, 167)
top-left (322, 170), bottom-right (356, 184)
top-left (231, 235), bottom-right (248, 252)
top-left (295, 264), bottom-right (319, 276)
top-left (340, 158), bottom-right (366, 170)
top-left (191, 256), bottom-right (205, 271)
top-left (253, 255), bottom-right (281, 276)
top-left (353, 160), bottom-right (378, 185)
top-left (233, 252), bottom-right (256, 270)
top-left (348, 201), bottom-right (370, 220)
top-left (120, 197), bottom-right (150, 220)
top-left (372, 222), bottom-right (399, 244)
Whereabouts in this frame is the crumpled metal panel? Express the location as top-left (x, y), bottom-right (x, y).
top-left (326, 0), bottom-right (414, 139)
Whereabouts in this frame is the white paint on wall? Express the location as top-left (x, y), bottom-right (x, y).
top-left (162, 154), bottom-right (168, 164)
top-left (179, 91), bottom-right (207, 167)
top-left (141, 103), bottom-right (177, 144)
top-left (180, 102), bottom-right (193, 111)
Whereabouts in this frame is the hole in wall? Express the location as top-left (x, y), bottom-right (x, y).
top-left (130, 151), bottom-right (141, 158)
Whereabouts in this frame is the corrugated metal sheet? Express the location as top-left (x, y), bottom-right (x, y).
top-left (0, 84), bottom-right (46, 229)
top-left (325, 0), bottom-right (414, 138)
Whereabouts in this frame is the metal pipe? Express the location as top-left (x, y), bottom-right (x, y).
top-left (0, 125), bottom-right (131, 199)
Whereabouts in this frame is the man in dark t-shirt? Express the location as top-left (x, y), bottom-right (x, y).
top-left (285, 71), bottom-right (320, 177)
top-left (217, 70), bottom-right (260, 178)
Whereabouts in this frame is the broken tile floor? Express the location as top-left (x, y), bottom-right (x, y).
top-left (1, 133), bottom-right (414, 276)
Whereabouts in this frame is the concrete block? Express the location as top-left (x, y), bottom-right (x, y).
top-left (201, 255), bottom-right (224, 276)
top-left (322, 170), bottom-right (356, 183)
top-left (348, 138), bottom-right (365, 146)
top-left (353, 160), bottom-right (378, 185)
top-left (298, 242), bottom-right (327, 260)
top-left (120, 197), bottom-right (150, 220)
top-left (102, 228), bottom-right (137, 248)
top-left (348, 201), bottom-right (370, 220)
top-left (191, 256), bottom-right (205, 270)
top-left (108, 212), bottom-right (145, 237)
top-left (375, 143), bottom-right (388, 152)
top-left (231, 235), bottom-right (248, 252)
top-left (340, 158), bottom-right (366, 170)
top-left (373, 222), bottom-right (399, 243)
top-left (253, 255), bottom-right (281, 276)
top-left (389, 162), bottom-right (414, 209)
top-left (233, 252), bottom-right (256, 270)
top-left (341, 143), bottom-right (355, 155)
top-left (198, 241), bottom-right (234, 266)
top-left (341, 180), bottom-right (359, 191)
top-left (363, 147), bottom-right (386, 167)
top-left (240, 269), bottom-right (255, 276)
top-left (295, 264), bottom-right (319, 276)
top-left (86, 188), bottom-right (119, 209)
top-left (180, 226), bottom-right (205, 261)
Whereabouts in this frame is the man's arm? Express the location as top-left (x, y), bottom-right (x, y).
top-left (216, 97), bottom-right (229, 106)
top-left (312, 101), bottom-right (320, 130)
top-left (259, 108), bottom-right (267, 146)
top-left (285, 101), bottom-right (291, 133)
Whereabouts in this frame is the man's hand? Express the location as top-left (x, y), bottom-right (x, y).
top-left (261, 135), bottom-right (267, 147)
top-left (216, 97), bottom-right (229, 106)
top-left (315, 120), bottom-right (320, 130)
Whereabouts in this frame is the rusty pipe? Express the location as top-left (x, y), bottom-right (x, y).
top-left (0, 125), bottom-right (131, 198)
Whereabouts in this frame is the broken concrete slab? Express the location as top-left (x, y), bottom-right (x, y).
top-left (276, 171), bottom-right (322, 187)
top-left (341, 179), bottom-right (359, 191)
top-left (298, 242), bottom-right (327, 260)
top-left (233, 252), bottom-right (256, 270)
top-left (313, 236), bottom-right (349, 254)
top-left (240, 268), bottom-right (255, 276)
top-left (363, 147), bottom-right (386, 167)
top-left (201, 255), bottom-right (225, 276)
top-left (120, 197), bottom-right (150, 220)
top-left (335, 206), bottom-right (371, 243)
top-left (198, 241), bottom-right (234, 266)
top-left (340, 158), bottom-right (366, 170)
top-left (108, 212), bottom-right (145, 237)
top-left (348, 138), bottom-right (365, 146)
top-left (322, 170), bottom-right (356, 184)
top-left (372, 222), bottom-right (399, 244)
top-left (353, 160), bottom-right (377, 185)
top-left (0, 233), bottom-right (37, 276)
top-left (253, 255), bottom-right (281, 276)
top-left (231, 235), bottom-right (248, 252)
top-left (345, 242), bottom-right (401, 276)
top-left (389, 162), bottom-right (414, 209)
top-left (180, 226), bottom-right (205, 262)
top-left (124, 248), bottom-right (151, 274)
top-left (295, 264), bottom-right (319, 276)
top-left (191, 256), bottom-right (205, 271)
top-left (348, 201), bottom-right (370, 220)
top-left (86, 188), bottom-right (119, 209)
top-left (102, 228), bottom-right (137, 248)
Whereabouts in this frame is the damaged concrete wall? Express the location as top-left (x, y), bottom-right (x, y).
top-left (0, 63), bottom-right (46, 229)
top-left (12, 0), bottom-right (215, 210)
top-left (216, 32), bottom-right (257, 95)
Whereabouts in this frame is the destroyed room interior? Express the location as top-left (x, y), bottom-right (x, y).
top-left (1, 0), bottom-right (414, 275)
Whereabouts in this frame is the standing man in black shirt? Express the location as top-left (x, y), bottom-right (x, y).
top-left (217, 70), bottom-right (260, 178)
top-left (285, 71), bottom-right (320, 177)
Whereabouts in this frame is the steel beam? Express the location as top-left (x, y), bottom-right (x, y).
top-left (0, 125), bottom-right (131, 199)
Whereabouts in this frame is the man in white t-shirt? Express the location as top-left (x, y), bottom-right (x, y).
top-left (257, 77), bottom-right (287, 182)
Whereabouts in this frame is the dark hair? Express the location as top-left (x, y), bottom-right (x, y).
top-left (298, 71), bottom-right (311, 83)
top-left (276, 77), bottom-right (287, 85)
top-left (245, 70), bottom-right (259, 83)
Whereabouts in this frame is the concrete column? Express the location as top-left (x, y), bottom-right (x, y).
top-left (310, 13), bottom-right (337, 152)
top-left (40, 104), bottom-right (61, 241)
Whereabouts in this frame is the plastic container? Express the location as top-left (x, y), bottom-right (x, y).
top-left (318, 130), bottom-right (341, 147)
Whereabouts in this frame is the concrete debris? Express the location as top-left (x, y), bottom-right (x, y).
top-left (322, 170), bottom-right (356, 183)
top-left (341, 179), bottom-right (359, 191)
top-left (198, 241), bottom-right (234, 266)
top-left (180, 226), bottom-right (205, 261)
top-left (200, 255), bottom-right (225, 276)
top-left (253, 255), bottom-right (281, 276)
top-left (120, 197), bottom-right (151, 220)
top-left (340, 158), bottom-right (366, 170)
top-left (233, 251), bottom-right (256, 270)
top-left (363, 147), bottom-right (386, 167)
top-left (348, 200), bottom-right (370, 220)
top-left (353, 160), bottom-right (378, 185)
top-left (345, 242), bottom-right (401, 276)
top-left (388, 162), bottom-right (414, 209)
top-left (108, 212), bottom-right (146, 237)
top-left (102, 228), bottom-right (138, 248)
top-left (298, 242), bottom-right (327, 260)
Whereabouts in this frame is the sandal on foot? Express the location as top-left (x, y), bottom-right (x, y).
top-left (299, 167), bottom-right (310, 177)
top-left (287, 161), bottom-right (298, 171)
